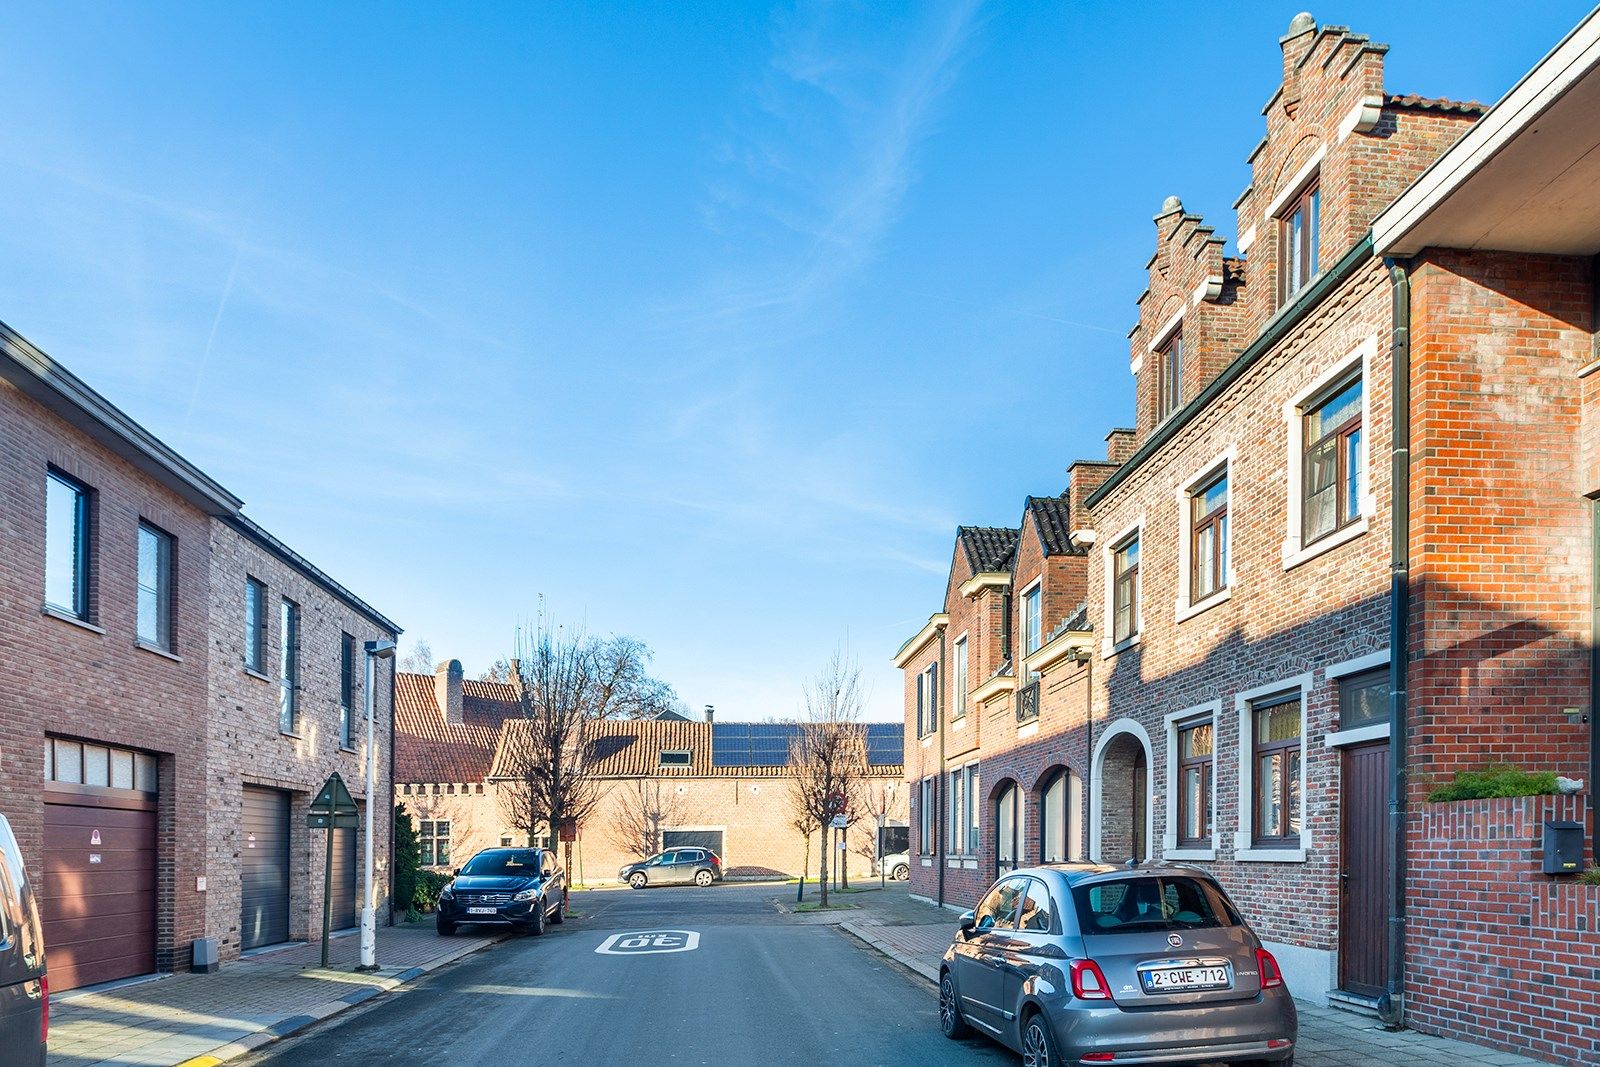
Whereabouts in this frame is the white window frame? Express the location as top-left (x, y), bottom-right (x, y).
top-left (1324, 649), bottom-right (1393, 747)
top-left (659, 749), bottom-right (692, 767)
top-left (951, 634), bottom-right (969, 722)
top-left (1283, 336), bottom-right (1377, 570)
top-left (1234, 674), bottom-right (1314, 861)
top-left (918, 777), bottom-right (936, 860)
top-left (1101, 516), bottom-right (1145, 658)
top-left (1021, 579), bottom-right (1042, 657)
top-left (1174, 448), bottom-right (1236, 622)
top-left (916, 662), bottom-right (939, 739)
top-left (1163, 701), bottom-right (1221, 860)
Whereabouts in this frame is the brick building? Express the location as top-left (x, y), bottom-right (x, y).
top-left (395, 663), bottom-right (906, 884)
top-left (0, 317), bottom-right (398, 989)
top-left (897, 11), bottom-right (1600, 1063)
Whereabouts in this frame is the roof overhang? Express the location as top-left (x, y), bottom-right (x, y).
top-left (971, 672), bottom-right (1016, 705)
top-left (0, 319), bottom-right (243, 516)
top-left (892, 614), bottom-right (948, 668)
top-left (1026, 628), bottom-right (1095, 675)
top-left (958, 571), bottom-right (1011, 598)
top-left (1374, 8), bottom-right (1600, 257)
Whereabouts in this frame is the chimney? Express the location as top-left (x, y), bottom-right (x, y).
top-left (435, 659), bottom-right (464, 726)
top-left (1105, 428), bottom-right (1137, 466)
top-left (705, 705), bottom-right (715, 724)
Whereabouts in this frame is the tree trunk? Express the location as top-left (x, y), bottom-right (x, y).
top-left (841, 825), bottom-right (850, 889)
top-left (801, 833), bottom-right (811, 896)
top-left (819, 826), bottom-right (829, 908)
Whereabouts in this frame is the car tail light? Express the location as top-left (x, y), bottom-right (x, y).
top-left (1257, 948), bottom-right (1284, 989)
top-left (1070, 959), bottom-right (1112, 1000)
top-left (40, 974), bottom-right (48, 1045)
top-left (1081, 1055), bottom-right (1114, 1063)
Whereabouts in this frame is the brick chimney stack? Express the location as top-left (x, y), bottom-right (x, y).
top-left (435, 659), bottom-right (464, 726)
top-left (705, 705), bottom-right (715, 724)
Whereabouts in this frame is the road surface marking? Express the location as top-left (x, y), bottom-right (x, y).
top-left (595, 930), bottom-right (700, 955)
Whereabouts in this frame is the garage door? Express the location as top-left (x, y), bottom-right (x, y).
top-left (328, 825), bottom-right (357, 931)
top-left (663, 829), bottom-right (724, 860)
top-left (41, 790), bottom-right (157, 990)
top-left (241, 787), bottom-right (291, 950)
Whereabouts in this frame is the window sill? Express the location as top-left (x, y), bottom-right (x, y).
top-left (1282, 517), bottom-right (1368, 571)
top-left (950, 715), bottom-right (967, 732)
top-left (920, 858), bottom-right (933, 867)
top-left (1325, 723), bottom-right (1390, 748)
top-left (279, 730), bottom-right (302, 740)
top-left (1017, 720), bottom-right (1040, 739)
top-left (41, 605), bottom-right (105, 635)
top-left (920, 735), bottom-right (934, 749)
top-left (243, 666), bottom-right (273, 683)
top-left (1236, 847), bottom-right (1307, 863)
top-left (1175, 587), bottom-right (1233, 624)
top-left (946, 857), bottom-right (963, 868)
top-left (961, 858), bottom-right (977, 870)
top-left (135, 640), bottom-right (181, 663)
top-left (1101, 633), bottom-right (1142, 660)
top-left (1163, 847), bottom-right (1217, 861)
top-left (339, 745), bottom-right (358, 754)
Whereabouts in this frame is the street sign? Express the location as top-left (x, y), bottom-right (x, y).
top-left (558, 818), bottom-right (578, 842)
top-left (829, 815), bottom-right (849, 829)
top-left (305, 771), bottom-right (359, 968)
top-left (308, 772), bottom-right (358, 820)
top-left (825, 791), bottom-right (846, 815)
top-left (306, 812), bottom-right (360, 829)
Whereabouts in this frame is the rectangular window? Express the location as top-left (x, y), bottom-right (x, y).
top-left (952, 638), bottom-right (968, 720)
top-left (244, 577), bottom-right (266, 672)
top-left (136, 522), bottom-right (174, 650)
top-left (917, 662), bottom-right (939, 737)
top-left (659, 749), bottom-right (691, 767)
top-left (418, 820), bottom-right (452, 867)
top-left (1113, 534), bottom-right (1140, 643)
top-left (948, 770), bottom-right (963, 854)
top-left (1190, 472), bottom-right (1229, 602)
top-left (279, 598), bottom-right (299, 733)
top-left (919, 778), bottom-right (936, 855)
top-left (46, 737), bottom-right (156, 793)
top-left (1252, 694), bottom-right (1303, 846)
top-left (1340, 667), bottom-right (1391, 730)
top-left (45, 471), bottom-right (91, 619)
top-left (340, 633), bottom-right (356, 747)
top-left (1156, 326), bottom-right (1183, 421)
top-left (1023, 584), bottom-right (1042, 655)
top-left (1278, 180), bottom-right (1320, 305)
top-left (1176, 720), bottom-right (1214, 847)
top-left (966, 766), bottom-right (980, 855)
top-left (1303, 376), bottom-right (1363, 545)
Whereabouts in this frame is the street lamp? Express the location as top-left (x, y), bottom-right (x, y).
top-left (360, 638), bottom-right (396, 971)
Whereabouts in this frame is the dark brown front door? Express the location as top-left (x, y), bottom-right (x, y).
top-left (241, 787), bottom-right (292, 950)
top-left (329, 825), bottom-right (357, 931)
top-left (41, 787), bottom-right (158, 990)
top-left (1340, 740), bottom-right (1389, 998)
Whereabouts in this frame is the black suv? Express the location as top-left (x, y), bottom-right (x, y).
top-left (0, 813), bottom-right (46, 1065)
top-left (436, 847), bottom-right (566, 936)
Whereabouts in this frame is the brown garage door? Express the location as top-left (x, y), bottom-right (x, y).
top-left (241, 787), bottom-right (292, 950)
top-left (329, 825), bottom-right (357, 931)
top-left (41, 787), bottom-right (158, 991)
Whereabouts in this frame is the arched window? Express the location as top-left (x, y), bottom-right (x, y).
top-left (1041, 772), bottom-right (1069, 863)
top-left (995, 783), bottom-right (1020, 876)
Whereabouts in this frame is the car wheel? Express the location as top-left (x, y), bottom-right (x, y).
top-left (939, 971), bottom-right (971, 1040)
top-left (892, 863), bottom-right (910, 881)
top-left (528, 899), bottom-right (547, 936)
top-left (629, 872), bottom-right (647, 889)
top-left (436, 918), bottom-right (456, 937)
top-left (549, 894), bottom-right (566, 924)
top-left (1021, 1012), bottom-right (1059, 1067)
top-left (695, 869), bottom-right (714, 887)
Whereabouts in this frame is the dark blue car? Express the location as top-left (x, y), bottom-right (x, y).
top-left (436, 847), bottom-right (566, 936)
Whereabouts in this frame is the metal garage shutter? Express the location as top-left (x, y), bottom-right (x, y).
top-left (662, 829), bottom-right (724, 860)
top-left (41, 791), bottom-right (157, 990)
top-left (241, 787), bottom-right (291, 950)
top-left (329, 825), bottom-right (357, 931)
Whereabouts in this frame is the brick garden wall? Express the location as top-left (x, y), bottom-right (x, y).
top-left (1406, 795), bottom-right (1599, 1064)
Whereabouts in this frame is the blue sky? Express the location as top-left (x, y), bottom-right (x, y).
top-left (0, 2), bottom-right (1588, 721)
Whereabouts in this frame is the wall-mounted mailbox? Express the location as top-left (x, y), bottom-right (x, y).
top-left (1542, 820), bottom-right (1584, 875)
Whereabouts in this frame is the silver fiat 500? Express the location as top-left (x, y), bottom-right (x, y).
top-left (939, 863), bottom-right (1297, 1066)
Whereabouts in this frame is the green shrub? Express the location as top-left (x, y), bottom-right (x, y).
top-left (1581, 868), bottom-right (1600, 888)
top-left (412, 870), bottom-right (454, 912)
top-left (1425, 766), bottom-right (1559, 803)
top-left (393, 804), bottom-right (421, 913)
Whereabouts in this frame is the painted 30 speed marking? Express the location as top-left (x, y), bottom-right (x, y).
top-left (595, 930), bottom-right (701, 955)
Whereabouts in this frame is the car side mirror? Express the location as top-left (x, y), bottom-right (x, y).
top-left (958, 910), bottom-right (976, 936)
top-left (454, 868), bottom-right (462, 876)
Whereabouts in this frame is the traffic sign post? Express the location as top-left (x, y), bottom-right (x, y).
top-left (305, 772), bottom-right (359, 968)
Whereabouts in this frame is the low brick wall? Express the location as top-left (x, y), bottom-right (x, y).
top-left (1407, 794), bottom-right (1597, 1064)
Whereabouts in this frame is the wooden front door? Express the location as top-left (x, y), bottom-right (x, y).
top-left (1339, 740), bottom-right (1390, 998)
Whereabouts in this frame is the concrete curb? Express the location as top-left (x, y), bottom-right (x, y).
top-left (838, 922), bottom-right (940, 985)
top-left (170, 934), bottom-right (500, 1067)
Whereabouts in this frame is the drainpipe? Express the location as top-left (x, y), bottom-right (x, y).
top-left (1080, 649), bottom-right (1095, 861)
top-left (1591, 255), bottom-right (1600, 873)
top-left (937, 627), bottom-right (947, 909)
top-left (1380, 260), bottom-right (1412, 1029)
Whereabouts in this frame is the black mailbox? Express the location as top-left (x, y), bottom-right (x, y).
top-left (1542, 820), bottom-right (1584, 875)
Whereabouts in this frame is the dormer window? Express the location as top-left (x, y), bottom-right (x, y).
top-left (1278, 178), bottom-right (1320, 305)
top-left (1156, 326), bottom-right (1183, 421)
top-left (659, 749), bottom-right (691, 767)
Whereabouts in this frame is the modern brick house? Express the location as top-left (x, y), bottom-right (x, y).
top-left (395, 663), bottom-right (906, 884)
top-left (898, 11), bottom-right (1600, 1062)
top-left (0, 317), bottom-right (398, 989)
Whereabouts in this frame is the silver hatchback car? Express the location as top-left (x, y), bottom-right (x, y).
top-left (940, 863), bottom-right (1296, 1066)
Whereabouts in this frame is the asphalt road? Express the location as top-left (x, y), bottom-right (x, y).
top-left (245, 883), bottom-right (1015, 1066)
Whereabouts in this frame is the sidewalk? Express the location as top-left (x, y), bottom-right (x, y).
top-left (49, 922), bottom-right (502, 1067)
top-left (819, 886), bottom-right (1547, 1067)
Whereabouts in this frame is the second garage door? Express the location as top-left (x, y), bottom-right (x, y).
top-left (241, 787), bottom-right (291, 950)
top-left (328, 825), bottom-right (357, 931)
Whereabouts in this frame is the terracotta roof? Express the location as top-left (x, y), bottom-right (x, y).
top-left (394, 672), bottom-right (520, 783)
top-left (1025, 496), bottom-right (1082, 557)
top-left (1386, 93), bottom-right (1487, 115)
top-left (959, 526), bottom-right (1019, 573)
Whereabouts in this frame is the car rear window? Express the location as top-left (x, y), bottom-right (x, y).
top-left (1071, 876), bottom-right (1240, 934)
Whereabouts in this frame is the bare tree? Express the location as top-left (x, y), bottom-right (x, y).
top-left (398, 639), bottom-right (434, 674)
top-left (494, 623), bottom-right (682, 875)
top-left (785, 649), bottom-right (869, 907)
top-left (604, 779), bottom-right (695, 860)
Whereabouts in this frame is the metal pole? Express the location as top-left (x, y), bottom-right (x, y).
top-left (360, 645), bottom-right (378, 970)
top-left (320, 799), bottom-right (333, 968)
